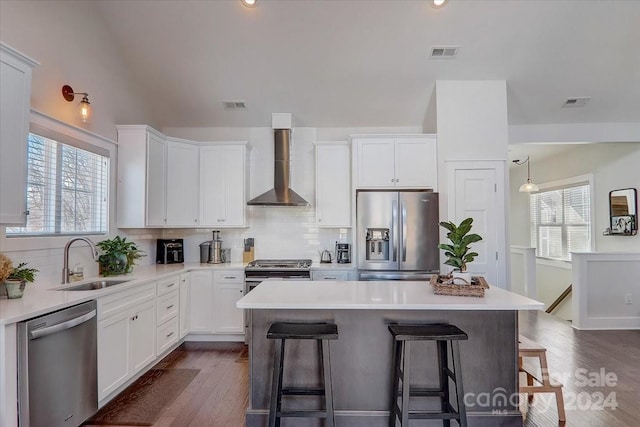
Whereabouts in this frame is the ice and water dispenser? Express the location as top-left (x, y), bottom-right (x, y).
top-left (365, 228), bottom-right (390, 261)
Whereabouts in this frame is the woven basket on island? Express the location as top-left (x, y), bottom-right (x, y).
top-left (430, 274), bottom-right (489, 298)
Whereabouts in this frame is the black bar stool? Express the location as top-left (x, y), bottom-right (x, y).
top-left (267, 322), bottom-right (338, 427)
top-left (388, 324), bottom-right (468, 427)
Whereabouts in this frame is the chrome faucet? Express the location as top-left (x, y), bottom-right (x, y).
top-left (62, 237), bottom-right (99, 284)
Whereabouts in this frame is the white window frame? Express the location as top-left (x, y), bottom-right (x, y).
top-left (530, 173), bottom-right (595, 265)
top-left (1, 110), bottom-right (117, 251)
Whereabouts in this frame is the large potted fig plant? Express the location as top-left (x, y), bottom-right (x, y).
top-left (96, 236), bottom-right (145, 276)
top-left (438, 218), bottom-right (483, 284)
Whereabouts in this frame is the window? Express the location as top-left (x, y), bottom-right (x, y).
top-left (530, 182), bottom-right (591, 261)
top-left (6, 133), bottom-right (109, 236)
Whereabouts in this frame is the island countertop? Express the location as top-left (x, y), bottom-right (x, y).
top-left (237, 280), bottom-right (544, 310)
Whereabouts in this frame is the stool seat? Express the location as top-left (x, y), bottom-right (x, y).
top-left (267, 322), bottom-right (339, 340)
top-left (388, 324), bottom-right (468, 341)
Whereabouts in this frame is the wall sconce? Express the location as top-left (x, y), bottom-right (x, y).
top-left (62, 85), bottom-right (92, 123)
top-left (431, 0), bottom-right (448, 9)
top-left (512, 156), bottom-right (539, 193)
top-left (241, 0), bottom-right (257, 8)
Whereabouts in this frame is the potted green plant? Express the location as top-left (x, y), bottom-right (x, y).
top-left (96, 236), bottom-right (145, 276)
top-left (437, 218), bottom-right (483, 284)
top-left (0, 255), bottom-right (38, 299)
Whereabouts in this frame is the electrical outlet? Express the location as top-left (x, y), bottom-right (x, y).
top-left (624, 294), bottom-right (632, 304)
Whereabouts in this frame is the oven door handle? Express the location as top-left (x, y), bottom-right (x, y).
top-left (29, 310), bottom-right (96, 340)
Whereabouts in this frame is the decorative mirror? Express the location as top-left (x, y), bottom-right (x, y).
top-left (609, 188), bottom-right (637, 235)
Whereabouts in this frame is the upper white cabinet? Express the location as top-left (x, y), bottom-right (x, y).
top-left (354, 136), bottom-right (437, 189)
top-left (0, 43), bottom-right (38, 225)
top-left (199, 143), bottom-right (248, 228)
top-left (166, 139), bottom-right (199, 227)
top-left (315, 142), bottom-right (351, 227)
top-left (117, 125), bottom-right (167, 228)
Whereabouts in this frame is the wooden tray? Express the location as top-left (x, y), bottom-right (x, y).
top-left (430, 275), bottom-right (489, 298)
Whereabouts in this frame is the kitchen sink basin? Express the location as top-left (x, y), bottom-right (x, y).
top-left (59, 279), bottom-right (132, 291)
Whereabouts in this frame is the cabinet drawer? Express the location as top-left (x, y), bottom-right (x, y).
top-left (312, 271), bottom-right (350, 281)
top-left (156, 316), bottom-right (179, 355)
top-left (157, 290), bottom-right (179, 326)
top-left (214, 270), bottom-right (244, 283)
top-left (98, 283), bottom-right (156, 320)
top-left (157, 275), bottom-right (179, 296)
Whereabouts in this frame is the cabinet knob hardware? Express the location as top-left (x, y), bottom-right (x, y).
top-left (167, 304), bottom-right (174, 310)
top-left (167, 283), bottom-right (175, 288)
top-left (224, 276), bottom-right (236, 279)
top-left (326, 277), bottom-right (337, 280)
top-left (24, 210), bottom-right (30, 216)
top-left (166, 332), bottom-right (174, 338)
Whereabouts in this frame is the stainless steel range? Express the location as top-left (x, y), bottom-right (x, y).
top-left (243, 259), bottom-right (312, 343)
top-left (244, 258), bottom-right (313, 293)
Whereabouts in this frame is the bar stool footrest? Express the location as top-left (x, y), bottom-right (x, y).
top-left (281, 387), bottom-right (326, 396)
top-left (278, 410), bottom-right (328, 418)
top-left (394, 387), bottom-right (446, 397)
top-left (408, 410), bottom-right (461, 420)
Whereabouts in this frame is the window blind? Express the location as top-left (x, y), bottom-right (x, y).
top-left (6, 133), bottom-right (109, 236)
top-left (530, 183), bottom-right (591, 261)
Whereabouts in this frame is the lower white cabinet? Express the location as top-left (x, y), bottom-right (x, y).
top-left (213, 271), bottom-right (244, 334)
top-left (189, 270), bottom-right (214, 333)
top-left (156, 276), bottom-right (180, 354)
top-left (179, 273), bottom-right (191, 338)
top-left (97, 283), bottom-right (157, 401)
top-left (311, 270), bottom-right (352, 281)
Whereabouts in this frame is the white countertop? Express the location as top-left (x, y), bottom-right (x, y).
top-left (0, 262), bottom-right (246, 325)
top-left (237, 280), bottom-right (544, 311)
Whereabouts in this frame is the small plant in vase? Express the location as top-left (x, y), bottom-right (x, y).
top-left (96, 236), bottom-right (145, 276)
top-left (0, 253), bottom-right (38, 299)
top-left (438, 218), bottom-right (482, 285)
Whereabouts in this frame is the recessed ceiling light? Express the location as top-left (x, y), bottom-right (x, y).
top-left (431, 0), bottom-right (448, 9)
top-left (241, 0), bottom-right (257, 8)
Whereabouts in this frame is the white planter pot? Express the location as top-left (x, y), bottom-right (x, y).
top-left (451, 271), bottom-right (472, 285)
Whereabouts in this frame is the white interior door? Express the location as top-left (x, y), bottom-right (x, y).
top-left (446, 161), bottom-right (506, 287)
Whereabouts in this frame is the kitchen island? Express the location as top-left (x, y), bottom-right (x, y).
top-left (237, 280), bottom-right (544, 427)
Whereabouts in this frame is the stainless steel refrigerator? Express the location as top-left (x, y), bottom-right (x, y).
top-left (356, 190), bottom-right (439, 280)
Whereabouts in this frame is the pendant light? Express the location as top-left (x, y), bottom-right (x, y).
top-left (513, 156), bottom-right (539, 193)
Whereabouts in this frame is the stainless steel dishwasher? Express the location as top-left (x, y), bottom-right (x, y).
top-left (18, 300), bottom-right (98, 427)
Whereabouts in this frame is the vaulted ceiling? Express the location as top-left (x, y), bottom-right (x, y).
top-left (93, 0), bottom-right (640, 129)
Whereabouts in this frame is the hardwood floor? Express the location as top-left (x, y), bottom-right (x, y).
top-left (87, 312), bottom-right (640, 426)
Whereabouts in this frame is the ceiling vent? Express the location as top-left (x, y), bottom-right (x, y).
top-left (223, 100), bottom-right (247, 110)
top-left (429, 46), bottom-right (458, 59)
top-left (562, 97), bottom-right (591, 108)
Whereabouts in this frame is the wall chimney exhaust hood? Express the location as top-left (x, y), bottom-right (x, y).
top-left (247, 114), bottom-right (310, 207)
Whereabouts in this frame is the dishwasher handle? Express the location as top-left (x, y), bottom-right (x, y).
top-left (29, 309), bottom-right (96, 340)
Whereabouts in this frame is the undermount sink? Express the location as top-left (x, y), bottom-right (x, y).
top-left (59, 279), bottom-right (132, 291)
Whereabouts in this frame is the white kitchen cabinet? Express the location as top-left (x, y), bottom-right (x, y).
top-left (199, 143), bottom-right (248, 227)
top-left (315, 142), bottom-right (351, 227)
top-left (97, 283), bottom-right (157, 400)
top-left (311, 270), bottom-right (352, 281)
top-left (354, 136), bottom-right (437, 189)
top-left (166, 139), bottom-right (199, 227)
top-left (179, 273), bottom-right (191, 338)
top-left (0, 43), bottom-right (37, 225)
top-left (155, 276), bottom-right (180, 355)
top-left (213, 270), bottom-right (245, 334)
top-left (116, 125), bottom-right (167, 228)
top-left (189, 270), bottom-right (214, 333)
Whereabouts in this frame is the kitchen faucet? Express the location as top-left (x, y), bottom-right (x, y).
top-left (62, 237), bottom-right (99, 284)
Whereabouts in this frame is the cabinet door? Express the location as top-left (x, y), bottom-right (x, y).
top-left (166, 141), bottom-right (199, 226)
top-left (146, 133), bottom-right (166, 226)
top-left (130, 299), bottom-right (156, 372)
top-left (394, 137), bottom-right (437, 188)
top-left (179, 273), bottom-right (191, 338)
top-left (0, 46), bottom-right (34, 225)
top-left (222, 145), bottom-right (247, 227)
top-left (213, 283), bottom-right (245, 334)
top-left (316, 144), bottom-right (351, 227)
top-left (199, 146), bottom-right (225, 226)
top-left (355, 139), bottom-right (395, 188)
top-left (189, 270), bottom-right (214, 333)
top-left (97, 310), bottom-right (131, 400)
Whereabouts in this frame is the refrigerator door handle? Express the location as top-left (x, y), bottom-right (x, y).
top-left (402, 204), bottom-right (407, 262)
top-left (392, 202), bottom-right (398, 262)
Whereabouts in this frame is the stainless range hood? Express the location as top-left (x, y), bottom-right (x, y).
top-left (247, 116), bottom-right (309, 207)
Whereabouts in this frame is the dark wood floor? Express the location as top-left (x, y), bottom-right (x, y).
top-left (87, 312), bottom-right (640, 426)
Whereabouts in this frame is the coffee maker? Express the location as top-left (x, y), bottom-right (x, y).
top-left (335, 242), bottom-right (351, 264)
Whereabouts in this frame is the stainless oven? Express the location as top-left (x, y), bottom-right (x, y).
top-left (244, 259), bottom-right (312, 342)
